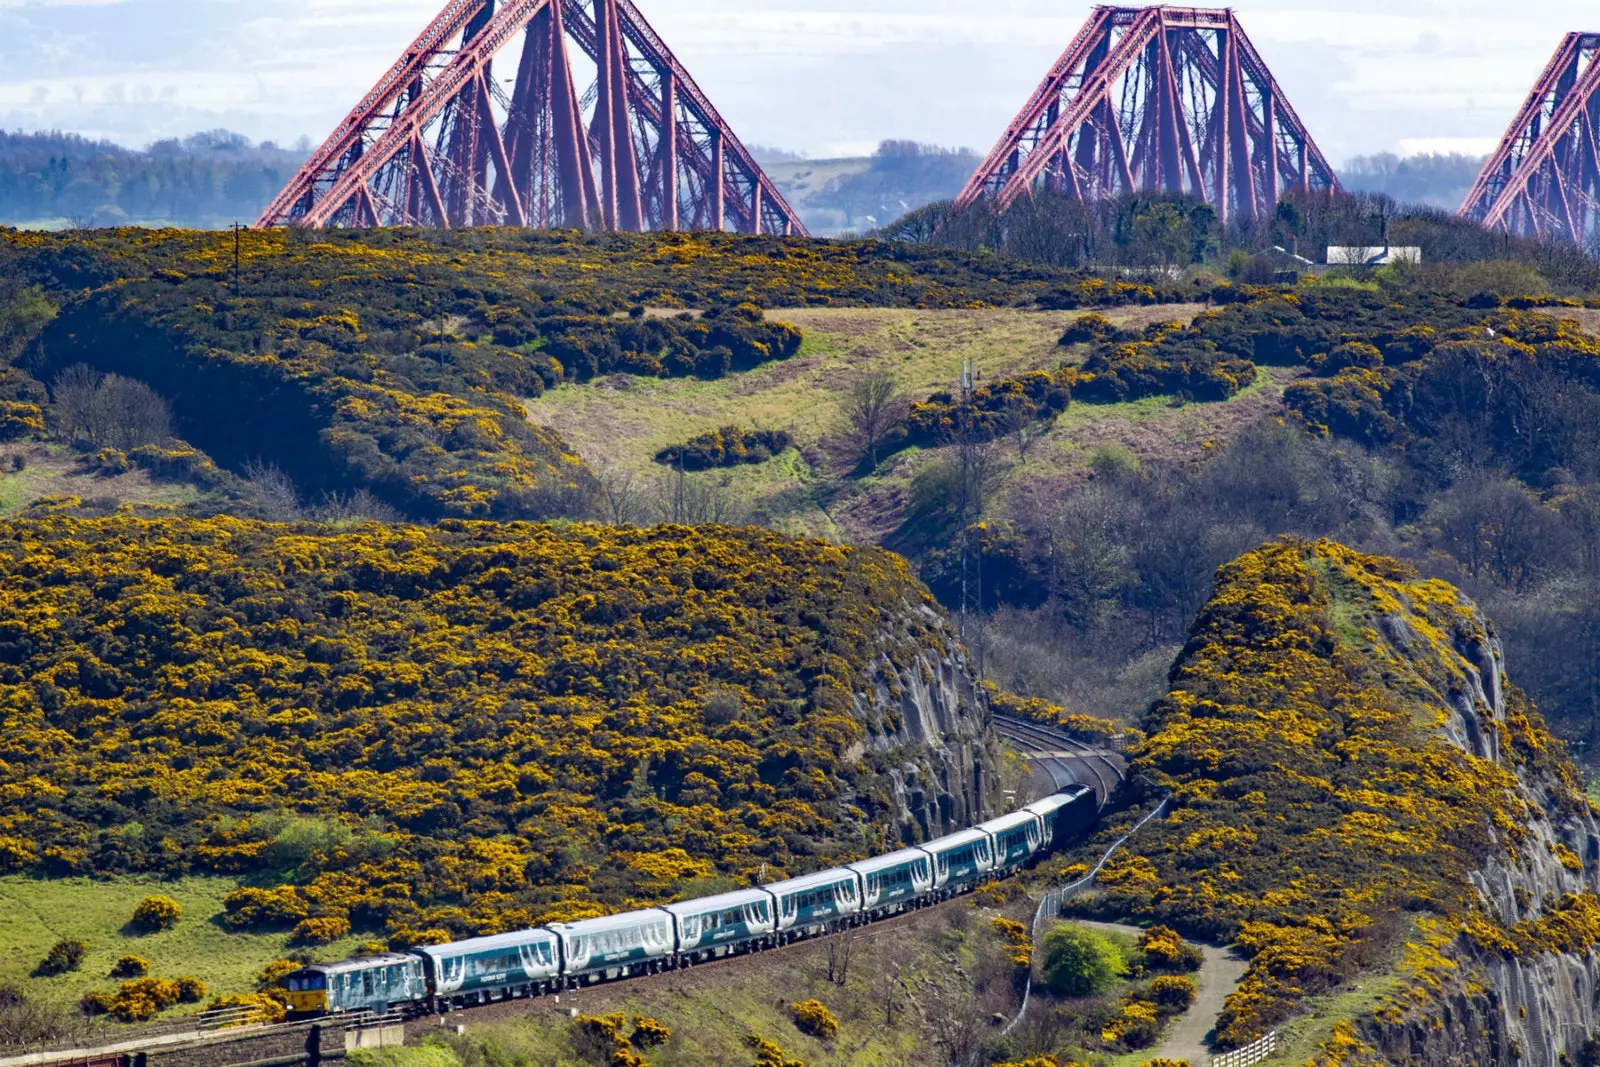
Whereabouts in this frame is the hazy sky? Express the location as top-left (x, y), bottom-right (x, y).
top-left (0, 0), bottom-right (1586, 162)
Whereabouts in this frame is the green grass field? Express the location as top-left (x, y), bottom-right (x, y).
top-left (525, 305), bottom-right (1284, 543)
top-left (0, 873), bottom-right (365, 1012)
top-left (0, 441), bottom-right (203, 516)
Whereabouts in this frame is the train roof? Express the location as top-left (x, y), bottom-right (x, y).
top-left (1025, 788), bottom-right (1092, 816)
top-left (661, 888), bottom-right (772, 917)
top-left (545, 908), bottom-right (673, 937)
top-left (847, 847), bottom-right (933, 876)
top-left (976, 809), bottom-right (1041, 835)
top-left (920, 826), bottom-right (992, 853)
top-left (765, 866), bottom-right (860, 895)
top-left (412, 928), bottom-right (557, 960)
top-left (302, 953), bottom-right (418, 974)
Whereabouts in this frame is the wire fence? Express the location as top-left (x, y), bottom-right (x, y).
top-left (1000, 795), bottom-right (1172, 1037)
top-left (1212, 1030), bottom-right (1277, 1067)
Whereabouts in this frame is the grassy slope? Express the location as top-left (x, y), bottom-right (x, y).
top-left (0, 441), bottom-right (204, 515)
top-left (0, 873), bottom-right (365, 1012)
top-left (526, 304), bottom-right (1289, 543)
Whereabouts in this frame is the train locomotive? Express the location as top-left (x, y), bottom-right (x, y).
top-left (282, 786), bottom-right (1095, 1017)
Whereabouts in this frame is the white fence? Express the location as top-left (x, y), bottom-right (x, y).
top-left (1212, 1030), bottom-right (1277, 1067)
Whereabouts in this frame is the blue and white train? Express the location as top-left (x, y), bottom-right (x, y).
top-left (281, 787), bottom-right (1095, 1017)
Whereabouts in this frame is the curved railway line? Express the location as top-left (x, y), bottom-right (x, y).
top-left (992, 712), bottom-right (1126, 809)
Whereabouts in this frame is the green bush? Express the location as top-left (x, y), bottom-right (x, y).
top-left (34, 938), bottom-right (86, 976)
top-left (1041, 923), bottom-right (1126, 997)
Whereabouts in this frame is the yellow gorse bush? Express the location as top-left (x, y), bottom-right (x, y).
top-left (0, 516), bottom-right (968, 942)
top-left (1082, 538), bottom-right (1596, 1051)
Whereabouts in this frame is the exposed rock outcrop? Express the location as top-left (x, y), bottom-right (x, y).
top-left (1358, 615), bottom-right (1600, 1067)
top-left (859, 603), bottom-right (1001, 842)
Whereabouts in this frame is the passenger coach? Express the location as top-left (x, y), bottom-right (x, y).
top-left (284, 786), bottom-right (1095, 1017)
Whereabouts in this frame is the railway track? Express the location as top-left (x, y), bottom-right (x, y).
top-left (992, 712), bottom-right (1126, 810)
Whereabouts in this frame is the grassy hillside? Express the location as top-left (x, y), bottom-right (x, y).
top-left (0, 873), bottom-right (364, 1011)
top-left (0, 518), bottom-right (995, 956)
top-left (526, 305), bottom-right (1207, 540)
top-left (1065, 539), bottom-right (1595, 1057)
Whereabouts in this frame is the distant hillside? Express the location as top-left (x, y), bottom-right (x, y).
top-left (757, 141), bottom-right (981, 236)
top-left (1336, 151), bottom-right (1489, 212)
top-left (0, 129), bottom-right (306, 230)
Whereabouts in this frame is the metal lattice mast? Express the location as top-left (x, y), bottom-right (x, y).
top-left (953, 6), bottom-right (1339, 223)
top-left (255, 0), bottom-right (806, 235)
top-left (1460, 32), bottom-right (1600, 246)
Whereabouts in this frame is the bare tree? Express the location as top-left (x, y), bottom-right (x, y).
top-left (1002, 403), bottom-right (1053, 460)
top-left (651, 471), bottom-right (742, 526)
top-left (315, 489), bottom-right (400, 524)
top-left (594, 457), bottom-right (646, 525)
top-left (243, 460), bottom-right (303, 521)
top-left (96, 375), bottom-right (170, 450)
top-left (842, 370), bottom-right (908, 470)
top-left (823, 926), bottom-right (859, 986)
top-left (49, 367), bottom-right (170, 450)
top-left (50, 365), bottom-right (101, 444)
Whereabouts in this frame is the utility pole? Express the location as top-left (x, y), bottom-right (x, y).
top-left (957, 359), bottom-right (985, 682)
top-left (231, 222), bottom-right (243, 297)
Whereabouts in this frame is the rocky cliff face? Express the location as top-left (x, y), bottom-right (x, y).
top-left (1082, 540), bottom-right (1600, 1060)
top-left (857, 602), bottom-right (1001, 843)
top-left (1357, 614), bottom-right (1600, 1067)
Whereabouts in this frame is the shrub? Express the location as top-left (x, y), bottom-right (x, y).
top-left (789, 999), bottom-right (838, 1039)
top-left (78, 990), bottom-right (114, 1016)
top-left (1149, 974), bottom-right (1197, 1010)
top-left (109, 978), bottom-right (181, 1021)
top-left (1101, 998), bottom-right (1161, 1049)
top-left (1139, 926), bottom-right (1202, 972)
top-left (109, 955), bottom-right (149, 978)
top-left (655, 426), bottom-right (794, 470)
top-left (256, 959), bottom-right (301, 992)
top-left (208, 992), bottom-right (287, 1025)
top-left (631, 1016), bottom-right (671, 1047)
top-left (174, 976), bottom-right (206, 1003)
top-left (130, 894), bottom-right (181, 933)
top-left (745, 1032), bottom-right (806, 1067)
top-left (35, 938), bottom-right (87, 976)
top-left (292, 915), bottom-right (352, 946)
top-left (992, 917), bottom-right (1033, 968)
top-left (1041, 923), bottom-right (1126, 997)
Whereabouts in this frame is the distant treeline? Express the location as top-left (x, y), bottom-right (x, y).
top-left (0, 129), bottom-right (307, 228)
top-left (1337, 152), bottom-right (1489, 211)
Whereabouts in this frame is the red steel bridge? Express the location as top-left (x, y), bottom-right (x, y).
top-left (954, 5), bottom-right (1339, 224)
top-left (255, 0), bottom-right (806, 235)
top-left (1460, 32), bottom-right (1600, 247)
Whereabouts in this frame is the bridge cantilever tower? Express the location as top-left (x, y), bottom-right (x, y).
top-left (255, 0), bottom-right (806, 235)
top-left (954, 5), bottom-right (1339, 224)
top-left (1460, 32), bottom-right (1600, 247)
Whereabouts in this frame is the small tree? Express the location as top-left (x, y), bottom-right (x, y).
top-left (842, 370), bottom-right (907, 470)
top-left (1040, 923), bottom-right (1126, 997)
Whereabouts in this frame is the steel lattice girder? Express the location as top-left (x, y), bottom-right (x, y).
top-left (953, 5), bottom-right (1339, 223)
top-left (1460, 32), bottom-right (1600, 247)
top-left (255, 0), bottom-right (806, 235)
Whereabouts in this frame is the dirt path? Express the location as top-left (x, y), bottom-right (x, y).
top-left (1073, 920), bottom-right (1248, 1066)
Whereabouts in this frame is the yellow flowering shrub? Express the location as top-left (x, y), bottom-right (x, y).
top-left (0, 516), bottom-right (981, 939)
top-left (789, 999), bottom-right (838, 1039)
top-left (1079, 538), bottom-right (1594, 1050)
